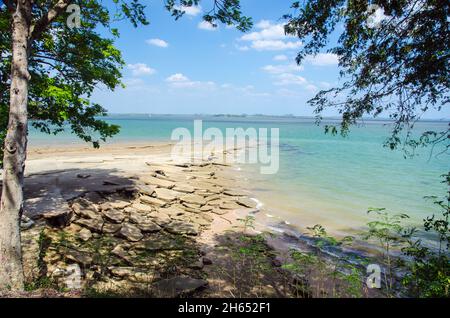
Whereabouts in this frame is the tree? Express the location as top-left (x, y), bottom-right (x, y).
top-left (284, 0), bottom-right (449, 155)
top-left (0, 0), bottom-right (251, 291)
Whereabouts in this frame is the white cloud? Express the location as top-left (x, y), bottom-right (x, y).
top-left (235, 45), bottom-right (250, 51)
top-left (166, 73), bottom-right (189, 82)
top-left (304, 53), bottom-right (339, 66)
top-left (127, 63), bottom-right (156, 76)
top-left (174, 5), bottom-right (202, 16)
top-left (273, 54), bottom-right (288, 61)
top-left (166, 73), bottom-right (216, 89)
top-left (251, 40), bottom-right (302, 51)
top-left (146, 38), bottom-right (169, 48)
top-left (238, 20), bottom-right (300, 51)
top-left (274, 73), bottom-right (308, 86)
top-left (198, 21), bottom-right (217, 31)
top-left (261, 63), bottom-right (303, 74)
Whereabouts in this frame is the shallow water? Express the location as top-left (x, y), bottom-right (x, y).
top-left (29, 115), bottom-right (449, 238)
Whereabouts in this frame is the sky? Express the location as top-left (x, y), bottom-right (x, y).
top-left (91, 0), bottom-right (448, 119)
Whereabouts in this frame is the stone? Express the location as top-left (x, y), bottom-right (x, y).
top-left (137, 184), bottom-right (156, 196)
top-left (20, 215), bottom-right (35, 230)
top-left (131, 203), bottom-right (153, 213)
top-left (64, 248), bottom-right (93, 266)
top-left (43, 210), bottom-right (73, 227)
top-left (108, 267), bottom-right (155, 283)
top-left (190, 216), bottom-right (211, 227)
top-left (129, 212), bottom-right (161, 232)
top-left (219, 202), bottom-right (241, 210)
top-left (154, 188), bottom-right (180, 202)
top-left (135, 239), bottom-right (180, 251)
top-left (111, 245), bottom-right (133, 264)
top-left (102, 223), bottom-right (122, 234)
top-left (109, 201), bottom-right (131, 209)
top-left (207, 199), bottom-right (222, 207)
top-left (147, 212), bottom-right (172, 227)
top-left (103, 209), bottom-right (125, 223)
top-left (200, 205), bottom-right (213, 212)
top-left (202, 257), bottom-right (213, 265)
top-left (205, 194), bottom-right (222, 202)
top-left (159, 206), bottom-right (186, 218)
top-left (223, 189), bottom-right (246, 197)
top-left (152, 276), bottom-right (208, 297)
top-left (180, 194), bottom-right (206, 206)
top-left (74, 218), bottom-right (104, 232)
top-left (118, 223), bottom-right (143, 242)
top-left (189, 261), bottom-right (204, 270)
top-left (141, 176), bottom-right (175, 189)
top-left (165, 221), bottom-right (199, 236)
top-left (236, 197), bottom-right (258, 209)
top-left (77, 228), bottom-right (92, 242)
top-left (140, 195), bottom-right (167, 208)
top-left (172, 184), bottom-right (195, 193)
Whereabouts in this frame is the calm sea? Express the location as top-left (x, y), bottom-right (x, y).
top-left (29, 115), bottom-right (449, 237)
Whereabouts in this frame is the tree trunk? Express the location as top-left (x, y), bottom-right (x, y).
top-left (0, 0), bottom-right (32, 291)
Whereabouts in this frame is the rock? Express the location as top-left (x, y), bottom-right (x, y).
top-left (219, 202), bottom-right (241, 210)
top-left (64, 248), bottom-right (93, 266)
top-left (172, 185), bottom-right (195, 193)
top-left (272, 258), bottom-right (283, 267)
top-left (110, 201), bottom-right (131, 209)
top-left (140, 195), bottom-right (167, 208)
top-left (102, 223), bottom-right (122, 234)
top-left (180, 194), bottom-right (206, 206)
top-left (131, 203), bottom-right (153, 213)
top-left (129, 212), bottom-right (161, 232)
top-left (103, 209), bottom-right (125, 224)
top-left (154, 188), bottom-right (180, 202)
top-left (20, 215), bottom-right (35, 230)
top-left (159, 206), bottom-right (186, 218)
top-left (147, 212), bottom-right (172, 227)
top-left (189, 261), bottom-right (204, 270)
top-left (202, 257), bottom-right (213, 265)
top-left (134, 238), bottom-right (180, 251)
top-left (72, 199), bottom-right (99, 219)
top-left (207, 199), bottom-right (222, 207)
top-left (200, 205), bottom-right (213, 212)
top-left (223, 189), bottom-right (246, 197)
top-left (190, 215), bottom-right (211, 227)
top-left (43, 210), bottom-right (73, 227)
top-left (111, 245), bottom-right (134, 264)
top-left (152, 276), bottom-right (208, 297)
top-left (118, 223), bottom-right (143, 242)
top-left (141, 176), bottom-right (175, 189)
top-left (137, 184), bottom-right (156, 196)
top-left (165, 221), bottom-right (199, 236)
top-left (200, 213), bottom-right (214, 222)
top-left (77, 228), bottom-right (92, 242)
top-left (237, 197), bottom-right (258, 209)
top-left (75, 218), bottom-right (104, 232)
top-left (108, 267), bottom-right (155, 283)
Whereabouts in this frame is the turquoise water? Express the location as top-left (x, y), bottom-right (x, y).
top-left (29, 115), bottom-right (449, 235)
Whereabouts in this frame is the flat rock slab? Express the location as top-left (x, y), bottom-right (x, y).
top-left (131, 203), bottom-right (153, 213)
top-left (140, 195), bottom-right (167, 208)
top-left (165, 221), bottom-right (200, 236)
top-left (140, 176), bottom-right (175, 189)
top-left (223, 189), bottom-right (246, 197)
top-left (236, 197), bottom-right (258, 209)
top-left (118, 223), bottom-right (143, 242)
top-left (74, 218), bottom-right (104, 233)
top-left (154, 188), bottom-right (181, 202)
top-left (180, 194), bottom-right (206, 206)
top-left (64, 249), bottom-right (93, 266)
top-left (137, 184), bottom-right (156, 196)
top-left (103, 209), bottom-right (125, 223)
top-left (172, 185), bottom-right (195, 193)
top-left (152, 276), bottom-right (208, 297)
top-left (129, 212), bottom-right (161, 233)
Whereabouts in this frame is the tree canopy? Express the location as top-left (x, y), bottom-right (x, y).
top-left (284, 0), bottom-right (449, 155)
top-left (0, 0), bottom-right (252, 167)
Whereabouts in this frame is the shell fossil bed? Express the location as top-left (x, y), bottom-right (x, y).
top-left (18, 161), bottom-right (262, 297)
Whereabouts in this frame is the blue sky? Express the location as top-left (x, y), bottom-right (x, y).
top-left (91, 0), bottom-right (448, 119)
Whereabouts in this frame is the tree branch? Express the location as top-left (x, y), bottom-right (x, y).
top-left (30, 0), bottom-right (73, 40)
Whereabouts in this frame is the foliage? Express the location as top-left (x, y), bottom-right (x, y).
top-left (400, 173), bottom-right (450, 297)
top-left (284, 0), bottom-right (449, 155)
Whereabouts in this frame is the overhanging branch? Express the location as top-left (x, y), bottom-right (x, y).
top-left (30, 0), bottom-right (73, 40)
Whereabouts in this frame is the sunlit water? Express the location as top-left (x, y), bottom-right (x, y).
top-left (29, 115), bottom-right (449, 240)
